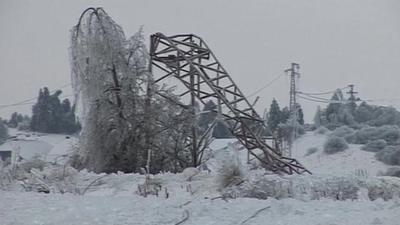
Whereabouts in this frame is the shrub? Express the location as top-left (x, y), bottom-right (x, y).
top-left (17, 120), bottom-right (31, 131)
top-left (375, 146), bottom-right (400, 166)
top-left (353, 125), bottom-right (400, 145)
top-left (324, 136), bottom-right (348, 154)
top-left (361, 139), bottom-right (387, 152)
top-left (379, 167), bottom-right (400, 178)
top-left (378, 125), bottom-right (400, 145)
top-left (305, 147), bottom-right (318, 156)
top-left (216, 152), bottom-right (244, 188)
top-left (353, 126), bottom-right (379, 144)
top-left (314, 126), bottom-right (329, 135)
top-left (325, 123), bottom-right (343, 131)
top-left (19, 155), bottom-right (47, 172)
top-left (331, 126), bottom-right (355, 143)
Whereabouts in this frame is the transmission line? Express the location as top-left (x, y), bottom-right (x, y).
top-left (246, 73), bottom-right (284, 99)
top-left (297, 86), bottom-right (349, 96)
top-left (297, 94), bottom-right (349, 104)
top-left (0, 83), bottom-right (72, 110)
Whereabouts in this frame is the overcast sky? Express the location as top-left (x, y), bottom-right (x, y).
top-left (0, 0), bottom-right (399, 122)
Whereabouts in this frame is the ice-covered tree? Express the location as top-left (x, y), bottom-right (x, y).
top-left (267, 99), bottom-right (282, 132)
top-left (0, 119), bottom-right (8, 144)
top-left (198, 100), bottom-right (232, 139)
top-left (8, 112), bottom-right (23, 128)
top-left (70, 8), bottom-right (149, 172)
top-left (295, 103), bottom-right (304, 125)
top-left (30, 87), bottom-right (79, 134)
top-left (280, 107), bottom-right (290, 124)
top-left (70, 8), bottom-right (195, 173)
top-left (314, 106), bottom-right (323, 127)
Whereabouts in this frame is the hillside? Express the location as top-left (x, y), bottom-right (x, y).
top-left (292, 132), bottom-right (392, 176)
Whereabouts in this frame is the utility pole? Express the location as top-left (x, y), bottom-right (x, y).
top-left (346, 84), bottom-right (359, 113)
top-left (285, 63), bottom-right (300, 114)
top-left (284, 63), bottom-right (300, 157)
top-left (347, 84), bottom-right (358, 103)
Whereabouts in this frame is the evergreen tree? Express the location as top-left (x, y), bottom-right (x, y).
top-left (61, 99), bottom-right (81, 133)
top-left (0, 119), bottom-right (8, 144)
top-left (8, 112), bottom-right (23, 128)
top-left (30, 87), bottom-right (80, 134)
top-left (325, 90), bottom-right (343, 123)
top-left (213, 121), bottom-right (233, 138)
top-left (280, 107), bottom-right (290, 124)
top-left (198, 100), bottom-right (217, 130)
top-left (267, 99), bottom-right (282, 132)
top-left (314, 106), bottom-right (323, 127)
top-left (354, 101), bottom-right (374, 123)
top-left (295, 103), bottom-right (305, 125)
top-left (198, 100), bottom-right (232, 138)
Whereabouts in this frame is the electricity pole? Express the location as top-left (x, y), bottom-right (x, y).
top-left (284, 63), bottom-right (300, 157)
top-left (347, 84), bottom-right (358, 103)
top-left (285, 63), bottom-right (300, 114)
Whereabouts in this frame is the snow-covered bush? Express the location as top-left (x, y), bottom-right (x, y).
top-left (352, 126), bottom-right (378, 144)
top-left (379, 167), bottom-right (400, 178)
top-left (305, 147), bottom-right (318, 156)
top-left (323, 136), bottom-right (348, 154)
top-left (215, 145), bottom-right (244, 188)
top-left (367, 106), bottom-right (400, 127)
top-left (331, 125), bottom-right (355, 142)
top-left (17, 119), bottom-right (31, 131)
top-left (18, 155), bottom-right (47, 172)
top-left (223, 174), bottom-right (400, 201)
top-left (375, 146), bottom-right (400, 166)
top-left (361, 139), bottom-right (387, 152)
top-left (353, 125), bottom-right (400, 145)
top-left (366, 177), bottom-right (400, 201)
top-left (378, 125), bottom-right (400, 145)
top-left (23, 165), bottom-right (79, 194)
top-left (314, 126), bottom-right (329, 135)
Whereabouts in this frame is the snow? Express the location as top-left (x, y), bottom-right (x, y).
top-left (1, 131), bottom-right (400, 225)
top-left (0, 140), bottom-right (52, 159)
top-left (1, 173), bottom-right (399, 225)
top-left (292, 132), bottom-right (391, 176)
top-left (1, 129), bottom-right (77, 163)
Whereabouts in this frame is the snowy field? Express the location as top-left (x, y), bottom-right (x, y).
top-left (1, 131), bottom-right (400, 225)
top-left (292, 132), bottom-right (390, 176)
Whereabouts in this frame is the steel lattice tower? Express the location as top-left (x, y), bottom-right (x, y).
top-left (150, 33), bottom-right (310, 175)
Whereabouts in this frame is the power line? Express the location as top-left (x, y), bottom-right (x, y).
top-left (0, 83), bottom-right (72, 111)
top-left (297, 92), bottom-right (332, 102)
top-left (246, 73), bottom-right (284, 98)
top-left (297, 94), bottom-right (349, 104)
top-left (363, 98), bottom-right (400, 103)
top-left (297, 86), bottom-right (349, 96)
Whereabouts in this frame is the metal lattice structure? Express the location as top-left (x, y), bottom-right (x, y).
top-left (150, 33), bottom-right (310, 175)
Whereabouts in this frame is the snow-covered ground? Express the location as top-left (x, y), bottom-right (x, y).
top-left (1, 129), bottom-right (77, 163)
top-left (1, 131), bottom-right (400, 225)
top-left (292, 132), bottom-right (391, 176)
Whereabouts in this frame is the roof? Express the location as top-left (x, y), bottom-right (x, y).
top-left (0, 140), bottom-right (53, 160)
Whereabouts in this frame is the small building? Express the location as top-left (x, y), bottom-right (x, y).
top-left (0, 149), bottom-right (12, 162)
